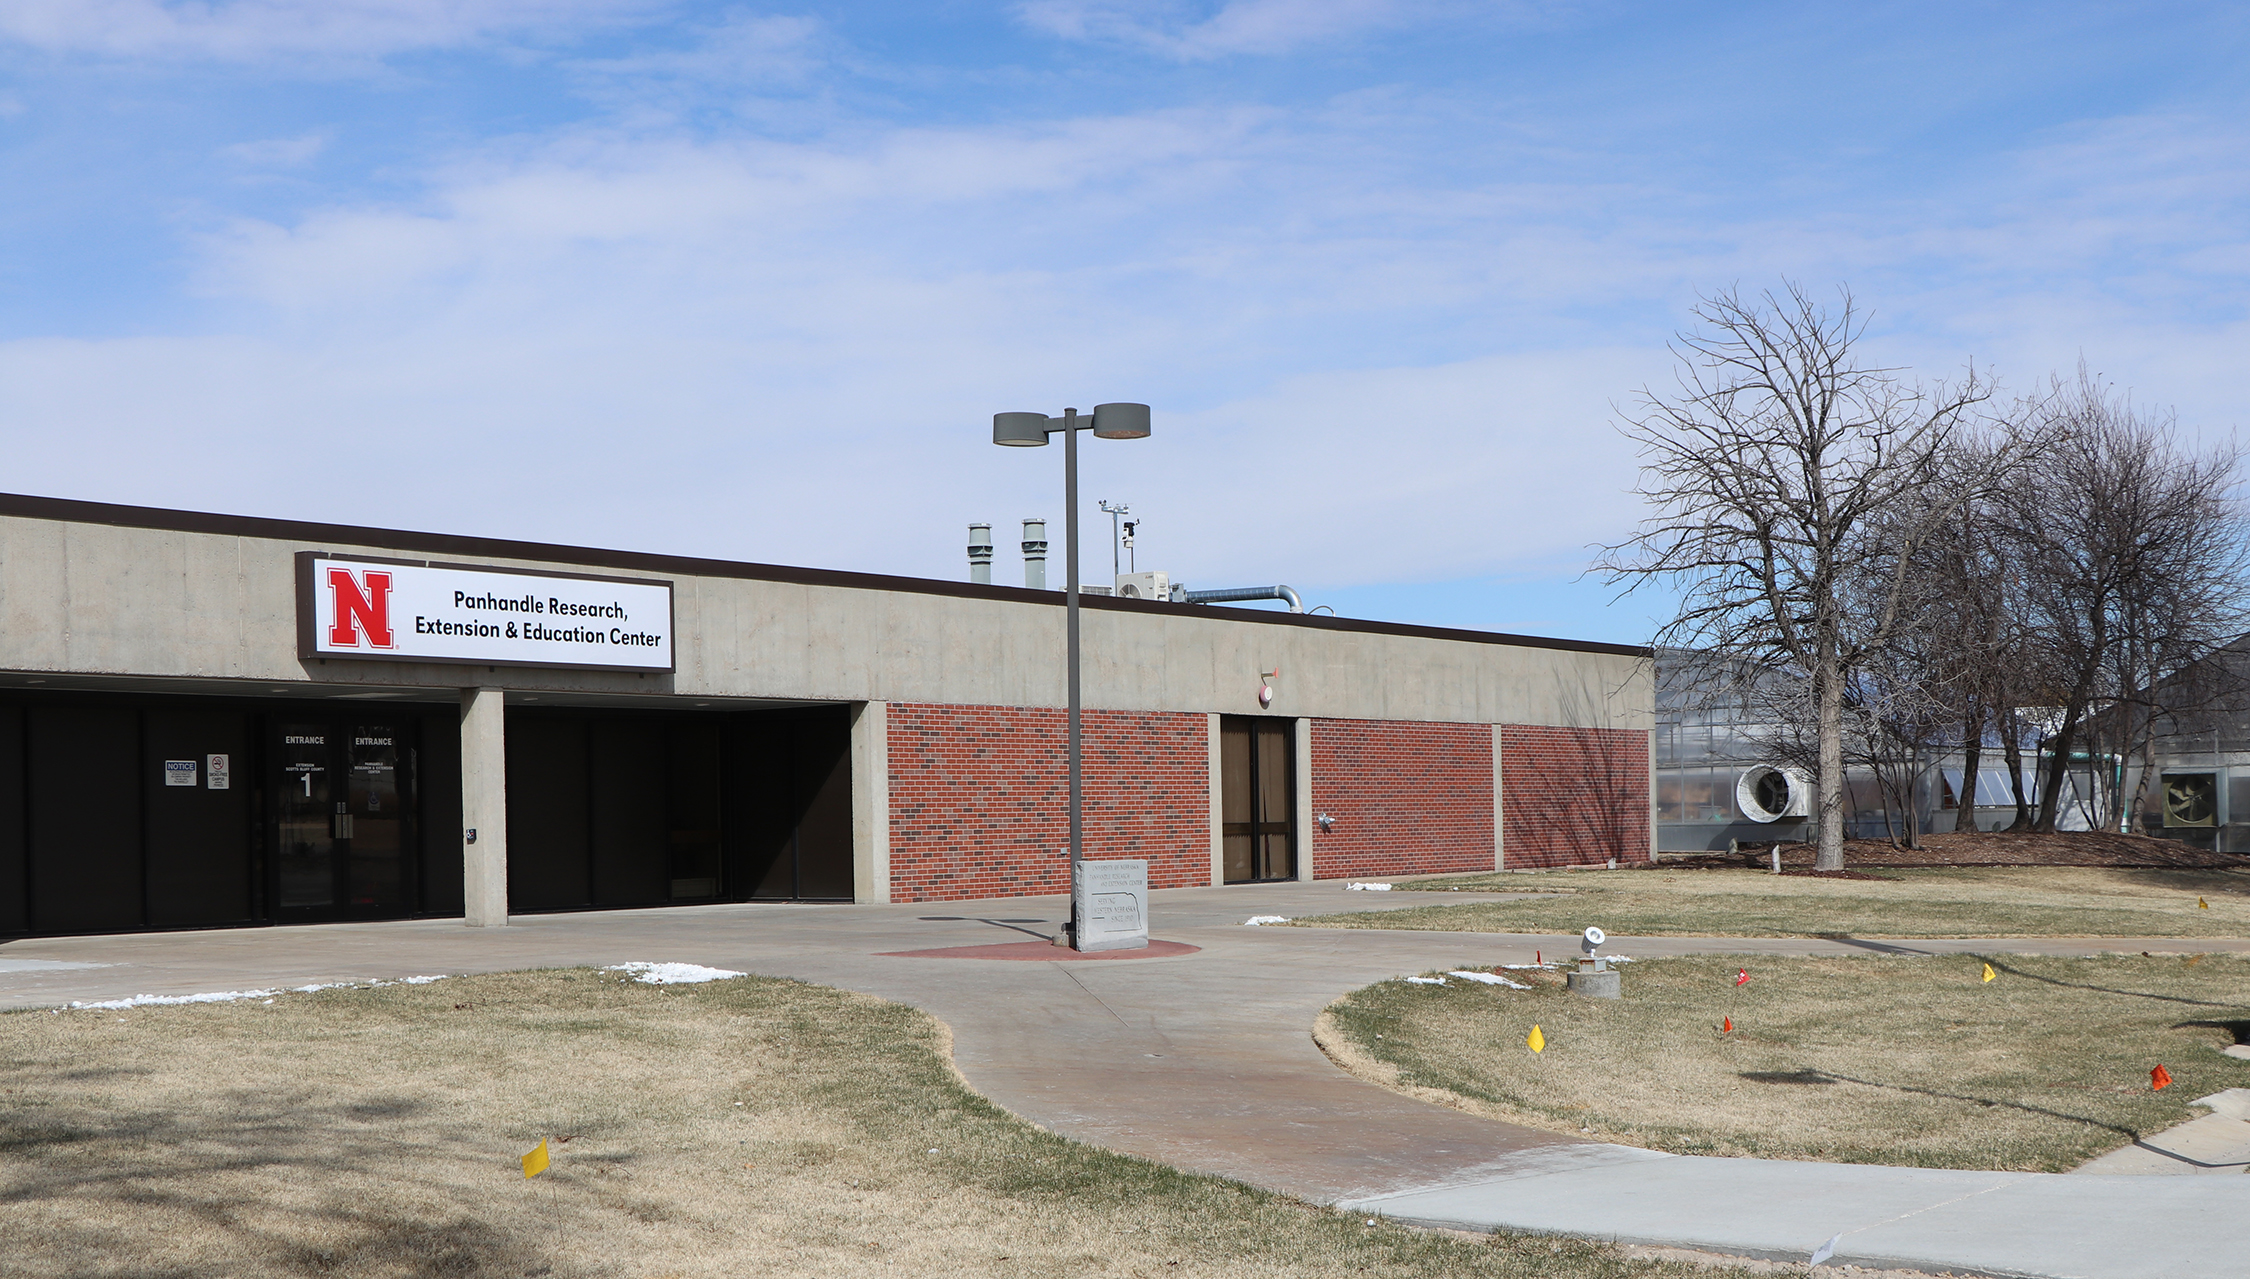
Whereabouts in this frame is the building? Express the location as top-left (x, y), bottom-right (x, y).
top-left (0, 493), bottom-right (1654, 938)
top-left (1654, 650), bottom-right (2087, 851)
top-left (2092, 635), bottom-right (2250, 852)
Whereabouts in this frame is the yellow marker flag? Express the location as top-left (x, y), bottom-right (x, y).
top-left (2199, 897), bottom-right (2209, 909)
top-left (1527, 1024), bottom-right (1546, 1053)
top-left (521, 1139), bottom-right (550, 1179)
top-left (1981, 963), bottom-right (1996, 984)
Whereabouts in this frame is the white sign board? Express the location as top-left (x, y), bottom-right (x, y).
top-left (300, 554), bottom-right (674, 672)
top-left (163, 759), bottom-right (197, 787)
top-left (1071, 858), bottom-right (1149, 953)
top-left (206, 754), bottom-right (231, 790)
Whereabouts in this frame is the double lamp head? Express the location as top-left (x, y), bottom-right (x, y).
top-left (993, 403), bottom-right (1152, 446)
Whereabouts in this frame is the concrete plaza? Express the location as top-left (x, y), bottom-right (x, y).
top-left (4, 881), bottom-right (2246, 1278)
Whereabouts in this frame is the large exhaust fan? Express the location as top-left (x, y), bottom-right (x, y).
top-left (1736, 765), bottom-right (1812, 823)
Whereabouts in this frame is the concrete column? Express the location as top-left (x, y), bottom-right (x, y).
top-left (850, 700), bottom-right (891, 904)
top-left (459, 686), bottom-right (509, 927)
top-left (1647, 725), bottom-right (1659, 864)
top-left (1294, 717), bottom-right (1315, 882)
top-left (1493, 723), bottom-right (1506, 871)
top-left (1206, 712), bottom-right (1223, 886)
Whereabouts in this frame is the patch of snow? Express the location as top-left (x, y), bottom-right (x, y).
top-left (292, 983), bottom-right (351, 993)
top-left (1345, 882), bottom-right (1393, 891)
top-left (1404, 975), bottom-right (1447, 985)
top-left (1498, 963), bottom-right (1554, 970)
top-left (72, 989), bottom-right (278, 1011)
top-left (1243, 916), bottom-right (1290, 926)
top-left (606, 962), bottom-right (746, 985)
top-left (399, 975), bottom-right (448, 984)
top-left (1447, 970), bottom-right (1531, 989)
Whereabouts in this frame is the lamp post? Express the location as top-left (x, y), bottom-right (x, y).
top-left (993, 403), bottom-right (1151, 945)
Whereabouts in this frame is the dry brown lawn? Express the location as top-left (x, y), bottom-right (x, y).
top-left (1291, 865), bottom-right (2250, 937)
top-left (0, 969), bottom-right (1779, 1279)
top-left (1318, 952), bottom-right (2250, 1172)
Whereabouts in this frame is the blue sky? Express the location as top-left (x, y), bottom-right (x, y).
top-left (1, 1), bottom-right (2245, 645)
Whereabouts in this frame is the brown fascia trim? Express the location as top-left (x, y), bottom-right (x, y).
top-left (0, 491), bottom-right (1651, 660)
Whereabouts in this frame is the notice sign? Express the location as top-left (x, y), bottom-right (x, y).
top-left (163, 760), bottom-right (197, 787)
top-left (299, 554), bottom-right (674, 672)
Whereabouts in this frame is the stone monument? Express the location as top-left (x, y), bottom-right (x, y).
top-left (1070, 858), bottom-right (1149, 952)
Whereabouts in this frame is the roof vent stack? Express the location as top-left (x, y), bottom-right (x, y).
top-left (967, 523), bottom-right (993, 584)
top-left (1021, 518), bottom-right (1047, 590)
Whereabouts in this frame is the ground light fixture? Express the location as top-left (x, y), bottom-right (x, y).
top-left (993, 403), bottom-right (1152, 945)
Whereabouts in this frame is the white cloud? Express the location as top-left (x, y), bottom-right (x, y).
top-left (565, 11), bottom-right (821, 86)
top-left (219, 132), bottom-right (328, 165)
top-left (0, 81), bottom-right (2244, 624)
top-left (0, 0), bottom-right (661, 61)
top-left (0, 103), bottom-right (1672, 592)
top-left (1015, 0), bottom-right (1538, 59)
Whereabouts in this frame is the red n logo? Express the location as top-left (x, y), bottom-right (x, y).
top-left (327, 568), bottom-right (395, 648)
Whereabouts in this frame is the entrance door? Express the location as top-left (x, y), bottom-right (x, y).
top-left (1221, 716), bottom-right (1295, 882)
top-left (734, 708), bottom-right (854, 902)
top-left (272, 720), bottom-right (418, 920)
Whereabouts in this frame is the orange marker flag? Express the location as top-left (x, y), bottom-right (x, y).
top-left (1981, 963), bottom-right (1996, 984)
top-left (1527, 1025), bottom-right (1545, 1053)
top-left (521, 1138), bottom-right (551, 1179)
top-left (2152, 1064), bottom-right (2173, 1091)
top-left (1722, 1016), bottom-right (1733, 1033)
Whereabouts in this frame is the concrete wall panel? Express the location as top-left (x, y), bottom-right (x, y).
top-left (0, 513), bottom-right (1650, 732)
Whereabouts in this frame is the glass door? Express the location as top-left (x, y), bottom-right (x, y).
top-left (270, 720), bottom-right (418, 920)
top-left (345, 727), bottom-right (413, 911)
top-left (1221, 717), bottom-right (1296, 882)
top-left (275, 725), bottom-right (335, 912)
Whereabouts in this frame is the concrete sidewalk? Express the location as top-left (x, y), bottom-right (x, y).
top-left (4, 881), bottom-right (2246, 1278)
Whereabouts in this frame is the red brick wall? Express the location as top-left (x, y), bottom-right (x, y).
top-left (1500, 725), bottom-right (1652, 868)
top-left (887, 703), bottom-right (1211, 903)
top-left (1308, 719), bottom-right (1495, 879)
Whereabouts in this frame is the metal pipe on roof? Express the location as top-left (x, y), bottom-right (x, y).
top-left (1183, 585), bottom-right (1303, 614)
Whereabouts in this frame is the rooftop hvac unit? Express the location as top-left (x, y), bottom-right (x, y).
top-left (1736, 765), bottom-right (1812, 823)
top-left (1113, 571), bottom-right (1170, 600)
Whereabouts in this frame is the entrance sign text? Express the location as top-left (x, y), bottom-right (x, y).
top-left (299, 554), bottom-right (674, 672)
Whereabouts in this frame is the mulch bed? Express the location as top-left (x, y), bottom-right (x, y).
top-left (1699, 830), bottom-right (2249, 870)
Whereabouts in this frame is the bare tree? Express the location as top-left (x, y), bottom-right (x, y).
top-left (1996, 367), bottom-right (2247, 833)
top-left (1603, 284), bottom-right (1992, 870)
top-left (1847, 633), bottom-right (1953, 848)
top-left (1906, 436), bottom-right (2043, 835)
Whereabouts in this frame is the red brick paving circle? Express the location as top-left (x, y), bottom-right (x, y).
top-left (877, 939), bottom-right (1202, 961)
